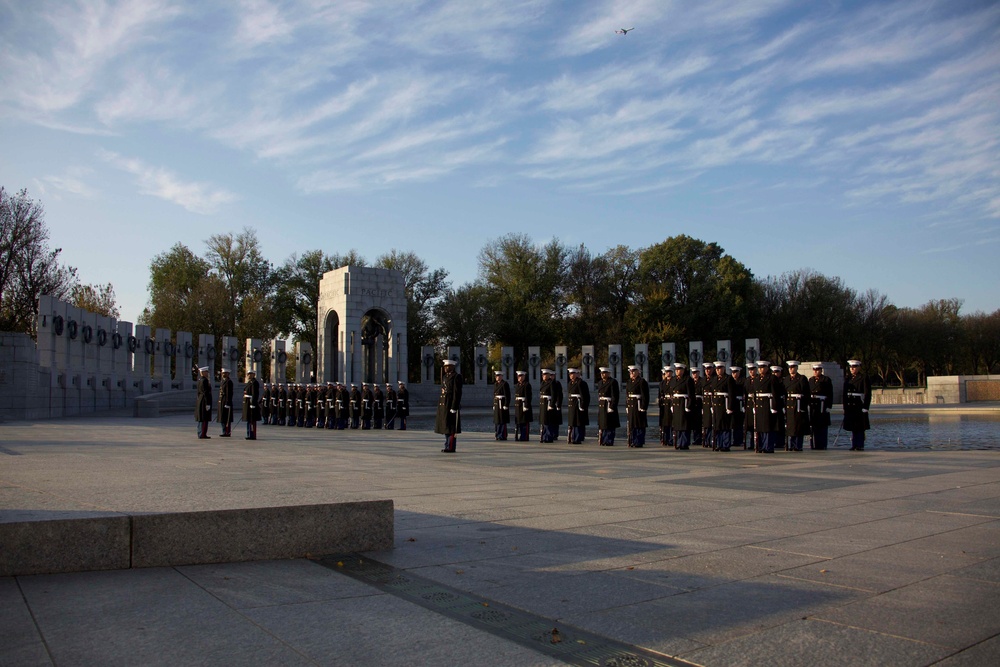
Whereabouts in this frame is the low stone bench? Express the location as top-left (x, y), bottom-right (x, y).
top-left (0, 500), bottom-right (393, 576)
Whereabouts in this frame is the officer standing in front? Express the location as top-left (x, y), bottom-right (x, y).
top-left (625, 365), bottom-right (649, 447)
top-left (217, 368), bottom-right (233, 437)
top-left (196, 366), bottom-right (212, 439)
top-left (538, 368), bottom-right (563, 443)
top-left (436, 359), bottom-right (463, 452)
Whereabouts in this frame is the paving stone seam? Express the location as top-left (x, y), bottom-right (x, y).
top-left (14, 577), bottom-right (57, 665)
top-left (926, 632), bottom-right (1000, 665)
top-left (807, 616), bottom-right (956, 650)
top-left (169, 564), bottom-right (330, 666)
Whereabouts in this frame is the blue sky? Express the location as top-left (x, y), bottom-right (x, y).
top-left (2, 0), bottom-right (998, 325)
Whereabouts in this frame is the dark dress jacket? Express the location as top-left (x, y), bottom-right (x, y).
top-left (783, 373), bottom-right (811, 436)
top-left (514, 380), bottom-right (533, 424)
top-left (196, 375), bottom-right (212, 422)
top-left (243, 378), bottom-right (261, 422)
top-left (625, 376), bottom-right (649, 429)
top-left (538, 378), bottom-right (563, 427)
top-left (597, 377), bottom-right (620, 430)
top-left (217, 376), bottom-right (233, 424)
top-left (809, 374), bottom-right (833, 427)
top-left (566, 377), bottom-right (590, 428)
top-left (843, 372), bottom-right (872, 432)
top-left (493, 379), bottom-right (511, 425)
top-left (435, 371), bottom-right (463, 435)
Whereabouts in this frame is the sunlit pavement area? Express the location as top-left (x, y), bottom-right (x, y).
top-left (2, 414), bottom-right (999, 666)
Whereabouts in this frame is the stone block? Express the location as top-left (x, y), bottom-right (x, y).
top-left (0, 516), bottom-right (131, 576)
top-left (131, 501), bottom-right (394, 568)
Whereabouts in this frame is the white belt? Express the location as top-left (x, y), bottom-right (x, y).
top-left (672, 393), bottom-right (687, 398)
top-left (848, 392), bottom-right (865, 398)
top-left (789, 393), bottom-right (805, 398)
top-left (757, 393), bottom-right (773, 397)
top-left (629, 394), bottom-right (642, 398)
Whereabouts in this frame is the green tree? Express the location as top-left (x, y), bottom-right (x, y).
top-left (71, 282), bottom-right (120, 319)
top-left (0, 187), bottom-right (77, 335)
top-left (477, 234), bottom-right (569, 366)
top-left (373, 249), bottom-right (449, 381)
top-left (204, 228), bottom-right (280, 343)
top-left (434, 283), bottom-right (491, 374)
top-left (634, 235), bottom-right (754, 353)
top-left (273, 249), bottom-right (366, 346)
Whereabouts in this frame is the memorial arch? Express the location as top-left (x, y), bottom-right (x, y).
top-left (316, 266), bottom-right (407, 385)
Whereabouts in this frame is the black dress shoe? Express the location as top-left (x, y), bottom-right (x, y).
top-left (219, 434), bottom-right (230, 438)
top-left (441, 448), bottom-right (455, 453)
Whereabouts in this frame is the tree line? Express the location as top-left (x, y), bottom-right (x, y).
top-left (4, 187), bottom-right (997, 385)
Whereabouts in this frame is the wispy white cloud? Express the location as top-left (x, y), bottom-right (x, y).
top-left (99, 150), bottom-right (236, 214)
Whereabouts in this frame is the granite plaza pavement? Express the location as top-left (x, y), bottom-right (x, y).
top-left (2, 411), bottom-right (999, 666)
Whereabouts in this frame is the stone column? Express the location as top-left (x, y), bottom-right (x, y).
top-left (133, 324), bottom-right (153, 392)
top-left (744, 338), bottom-right (761, 367)
top-left (175, 331), bottom-right (195, 389)
top-left (716, 340), bottom-right (732, 368)
top-left (688, 341), bottom-right (704, 369)
top-left (221, 336), bottom-right (240, 378)
top-left (581, 345), bottom-right (595, 385)
top-left (152, 328), bottom-right (171, 387)
top-left (527, 346), bottom-right (541, 384)
top-left (500, 346), bottom-right (514, 385)
top-left (198, 334), bottom-right (216, 375)
top-left (113, 320), bottom-right (133, 403)
top-left (246, 338), bottom-right (264, 378)
top-left (608, 344), bottom-right (622, 383)
top-left (271, 338), bottom-right (287, 383)
top-left (36, 295), bottom-right (58, 370)
top-left (420, 345), bottom-right (435, 383)
top-left (634, 343), bottom-right (649, 380)
top-left (474, 346), bottom-right (488, 384)
top-left (295, 342), bottom-right (313, 384)
top-left (555, 345), bottom-right (568, 384)
top-left (661, 342), bottom-right (676, 370)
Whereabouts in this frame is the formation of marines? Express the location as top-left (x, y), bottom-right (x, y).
top-left (490, 359), bottom-right (870, 452)
top-left (216, 378), bottom-right (411, 434)
top-left (199, 357), bottom-right (871, 452)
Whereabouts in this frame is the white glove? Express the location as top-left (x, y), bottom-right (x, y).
top-left (862, 409), bottom-right (868, 413)
top-left (727, 410), bottom-right (733, 415)
top-left (771, 409), bottom-right (778, 414)
top-left (449, 409), bottom-right (456, 414)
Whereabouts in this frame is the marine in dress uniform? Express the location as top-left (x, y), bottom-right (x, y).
top-left (435, 359), bottom-right (463, 452)
top-left (296, 383), bottom-right (307, 427)
top-left (730, 366), bottom-right (746, 448)
top-left (752, 361), bottom-right (780, 453)
top-left (493, 370), bottom-right (511, 440)
top-left (385, 384), bottom-right (397, 429)
top-left (361, 383), bottom-right (374, 430)
top-left (260, 383), bottom-right (271, 426)
top-left (566, 368), bottom-right (590, 444)
top-left (538, 368), bottom-right (563, 443)
top-left (843, 360), bottom-right (871, 450)
top-left (690, 367), bottom-right (703, 446)
top-left (277, 383), bottom-right (288, 426)
top-left (625, 365), bottom-right (649, 447)
top-left (396, 381), bottom-right (409, 430)
top-left (349, 384), bottom-right (361, 429)
top-left (596, 367), bottom-right (620, 446)
top-left (217, 368), bottom-right (233, 437)
top-left (670, 363), bottom-right (695, 449)
top-left (744, 364), bottom-right (757, 450)
top-left (658, 366), bottom-right (673, 447)
top-left (783, 361), bottom-right (811, 451)
top-left (243, 370), bottom-right (261, 440)
top-left (513, 371), bottom-right (533, 441)
top-left (712, 361), bottom-right (736, 451)
top-left (195, 366), bottom-right (213, 439)
top-left (808, 364), bottom-right (833, 449)
top-left (373, 384), bottom-right (384, 429)
top-left (700, 363), bottom-right (715, 448)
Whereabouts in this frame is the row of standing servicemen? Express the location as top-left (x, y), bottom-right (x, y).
top-left (491, 360), bottom-right (872, 452)
top-left (196, 367), bottom-right (412, 440)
